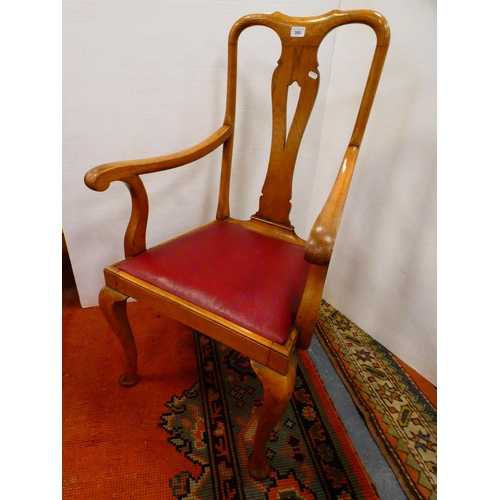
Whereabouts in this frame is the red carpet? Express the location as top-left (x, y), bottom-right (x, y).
top-left (63, 301), bottom-right (380, 499)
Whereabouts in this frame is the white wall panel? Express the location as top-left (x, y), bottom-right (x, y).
top-left (309, 0), bottom-right (436, 383)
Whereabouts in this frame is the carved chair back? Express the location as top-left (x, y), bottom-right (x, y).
top-left (217, 11), bottom-right (390, 235)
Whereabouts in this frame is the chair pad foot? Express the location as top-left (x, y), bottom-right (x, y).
top-left (119, 374), bottom-right (139, 387)
top-left (248, 454), bottom-right (270, 480)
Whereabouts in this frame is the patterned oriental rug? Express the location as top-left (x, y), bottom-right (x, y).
top-left (314, 301), bottom-right (437, 500)
top-left (63, 302), bottom-right (379, 499)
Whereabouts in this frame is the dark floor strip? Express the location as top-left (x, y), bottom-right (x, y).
top-left (307, 335), bottom-right (408, 500)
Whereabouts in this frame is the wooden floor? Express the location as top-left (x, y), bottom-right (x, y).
top-left (396, 350), bottom-right (436, 407)
top-left (62, 235), bottom-right (80, 310)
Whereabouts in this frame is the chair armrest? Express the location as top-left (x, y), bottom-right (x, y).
top-left (84, 125), bottom-right (232, 192)
top-left (305, 146), bottom-right (359, 266)
top-left (84, 125), bottom-right (232, 258)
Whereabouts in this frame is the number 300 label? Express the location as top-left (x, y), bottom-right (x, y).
top-left (290, 27), bottom-right (306, 37)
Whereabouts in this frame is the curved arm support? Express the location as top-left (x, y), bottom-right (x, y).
top-left (122, 175), bottom-right (149, 258)
top-left (84, 125), bottom-right (232, 192)
top-left (294, 264), bottom-right (329, 350)
top-left (305, 146), bottom-right (359, 266)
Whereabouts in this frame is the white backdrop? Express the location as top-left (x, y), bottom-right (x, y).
top-left (309, 0), bottom-right (436, 384)
top-left (63, 0), bottom-right (436, 384)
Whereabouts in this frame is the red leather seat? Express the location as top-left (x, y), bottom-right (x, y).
top-left (117, 221), bottom-right (310, 345)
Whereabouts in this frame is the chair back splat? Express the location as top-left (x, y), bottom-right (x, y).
top-left (218, 10), bottom-right (390, 231)
top-left (84, 9), bottom-right (390, 481)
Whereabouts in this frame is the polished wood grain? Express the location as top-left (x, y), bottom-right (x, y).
top-left (305, 146), bottom-right (359, 265)
top-left (254, 43), bottom-right (320, 227)
top-left (248, 351), bottom-right (298, 480)
top-left (85, 9), bottom-right (390, 479)
top-left (85, 125), bottom-right (232, 192)
top-left (295, 264), bottom-right (329, 349)
top-left (122, 175), bottom-right (149, 258)
top-left (99, 286), bottom-right (139, 387)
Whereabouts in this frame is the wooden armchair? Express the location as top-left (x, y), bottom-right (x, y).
top-left (84, 9), bottom-right (389, 480)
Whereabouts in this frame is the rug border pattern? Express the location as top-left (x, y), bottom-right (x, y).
top-left (315, 301), bottom-right (437, 500)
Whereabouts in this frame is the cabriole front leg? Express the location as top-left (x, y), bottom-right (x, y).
top-left (98, 286), bottom-right (139, 387)
top-left (248, 349), bottom-right (298, 480)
